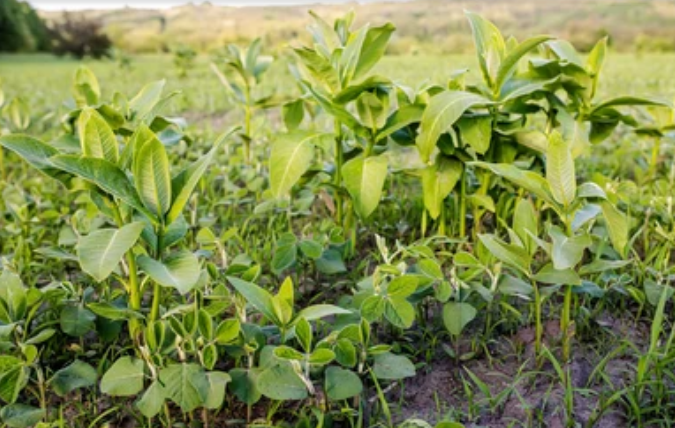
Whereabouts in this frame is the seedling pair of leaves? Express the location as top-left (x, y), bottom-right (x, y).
top-left (271, 231), bottom-right (347, 276)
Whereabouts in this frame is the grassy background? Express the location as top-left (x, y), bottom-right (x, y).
top-left (2, 52), bottom-right (674, 128)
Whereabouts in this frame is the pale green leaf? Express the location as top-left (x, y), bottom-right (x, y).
top-left (76, 222), bottom-right (144, 282)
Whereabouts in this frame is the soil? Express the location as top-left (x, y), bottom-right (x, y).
top-left (393, 313), bottom-right (648, 428)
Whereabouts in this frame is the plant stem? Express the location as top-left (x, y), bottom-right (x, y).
top-left (561, 283), bottom-right (573, 362)
top-left (531, 277), bottom-right (542, 364)
top-left (333, 119), bottom-right (344, 225)
top-left (150, 226), bottom-right (164, 322)
top-left (459, 168), bottom-right (467, 240)
top-left (112, 205), bottom-right (142, 336)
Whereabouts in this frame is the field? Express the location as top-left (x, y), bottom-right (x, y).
top-left (2, 8), bottom-right (675, 428)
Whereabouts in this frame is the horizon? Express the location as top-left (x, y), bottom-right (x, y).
top-left (28, 0), bottom-right (406, 11)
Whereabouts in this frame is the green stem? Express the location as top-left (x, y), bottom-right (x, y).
top-left (150, 226), bottom-right (165, 322)
top-left (334, 120), bottom-right (344, 225)
top-left (561, 283), bottom-right (573, 362)
top-left (459, 168), bottom-right (467, 239)
top-left (112, 205), bottom-right (142, 336)
top-left (531, 277), bottom-right (542, 364)
top-left (0, 147), bottom-right (5, 181)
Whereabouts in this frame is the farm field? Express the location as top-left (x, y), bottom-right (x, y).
top-left (3, 7), bottom-right (675, 428)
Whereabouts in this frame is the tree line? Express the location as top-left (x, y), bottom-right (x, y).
top-left (0, 0), bottom-right (111, 59)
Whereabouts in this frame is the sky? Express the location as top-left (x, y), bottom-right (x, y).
top-left (28, 0), bottom-right (393, 11)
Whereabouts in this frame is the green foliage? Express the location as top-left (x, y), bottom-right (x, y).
top-left (1, 8), bottom-right (675, 428)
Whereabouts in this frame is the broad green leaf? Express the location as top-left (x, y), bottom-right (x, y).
top-left (0, 404), bottom-right (44, 428)
top-left (87, 302), bottom-right (144, 321)
top-left (270, 131), bottom-right (324, 198)
top-left (422, 156), bottom-right (463, 220)
top-left (309, 348), bottom-right (335, 365)
top-left (136, 380), bottom-right (165, 418)
top-left (417, 91), bottom-right (490, 163)
top-left (442, 302), bottom-right (477, 336)
top-left (549, 227), bottom-right (591, 270)
top-left (342, 154), bottom-right (388, 219)
top-left (0, 135), bottom-right (68, 182)
top-left (133, 127), bottom-right (171, 217)
top-left (533, 263), bottom-right (581, 285)
top-left (579, 259), bottom-right (631, 275)
top-left (494, 35), bottom-right (552, 92)
top-left (257, 363), bottom-right (307, 400)
top-left (458, 115), bottom-right (492, 154)
top-left (129, 80), bottom-right (166, 123)
top-left (466, 12), bottom-right (506, 86)
top-left (296, 304), bottom-right (351, 321)
top-left (339, 26), bottom-right (369, 85)
top-left (361, 295), bottom-right (386, 322)
top-left (547, 40), bottom-right (584, 67)
top-left (168, 128), bottom-right (236, 224)
top-left (215, 318), bottom-right (241, 344)
top-left (0, 356), bottom-right (27, 404)
top-left (372, 352), bottom-right (415, 380)
top-left (375, 104), bottom-right (424, 142)
top-left (590, 96), bottom-right (671, 117)
top-left (100, 356), bottom-right (145, 397)
top-left (600, 201), bottom-right (628, 257)
top-left (292, 48), bottom-right (339, 91)
top-left (478, 234), bottom-right (531, 276)
top-left (357, 91), bottom-right (389, 131)
top-left (498, 274), bottom-right (533, 296)
top-left (387, 276), bottom-right (419, 298)
top-left (50, 360), bottom-right (97, 397)
top-left (513, 199), bottom-right (538, 256)
top-left (471, 161), bottom-right (555, 206)
top-left (159, 363), bottom-right (209, 413)
top-left (229, 368), bottom-right (261, 405)
top-left (315, 249), bottom-right (347, 274)
top-left (333, 75), bottom-right (391, 104)
top-left (78, 108), bottom-right (118, 163)
top-left (204, 371), bottom-right (231, 410)
top-left (72, 66), bottom-right (100, 107)
top-left (325, 367), bottom-right (363, 400)
top-left (384, 297), bottom-right (415, 329)
top-left (227, 277), bottom-right (278, 325)
top-left (0, 271), bottom-right (26, 322)
top-left (353, 23), bottom-right (396, 81)
top-left (303, 83), bottom-right (362, 130)
top-left (60, 306), bottom-right (95, 337)
top-left (587, 37), bottom-right (607, 97)
top-left (546, 131), bottom-right (576, 207)
top-left (49, 155), bottom-right (154, 220)
top-left (577, 182), bottom-right (606, 199)
top-left (76, 222), bottom-right (144, 282)
top-left (138, 251), bottom-right (201, 294)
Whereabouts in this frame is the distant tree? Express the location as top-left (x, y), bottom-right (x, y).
top-left (0, 0), bottom-right (49, 52)
top-left (50, 13), bottom-right (113, 59)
